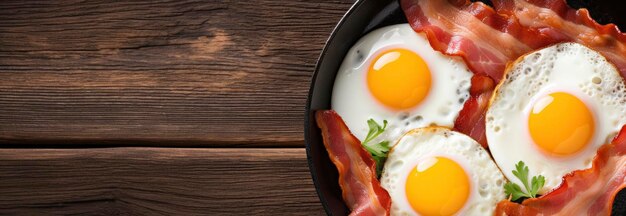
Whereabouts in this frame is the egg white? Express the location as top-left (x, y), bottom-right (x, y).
top-left (486, 43), bottom-right (626, 194)
top-left (380, 127), bottom-right (506, 216)
top-left (331, 24), bottom-right (472, 146)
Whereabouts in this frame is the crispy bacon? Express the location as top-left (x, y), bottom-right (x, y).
top-left (492, 0), bottom-right (626, 79)
top-left (495, 125), bottom-right (626, 215)
top-left (401, 0), bottom-right (626, 80)
top-left (315, 110), bottom-right (391, 216)
top-left (453, 75), bottom-right (495, 148)
top-left (400, 0), bottom-right (554, 82)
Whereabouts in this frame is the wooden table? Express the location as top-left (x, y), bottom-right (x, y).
top-left (0, 0), bottom-right (355, 214)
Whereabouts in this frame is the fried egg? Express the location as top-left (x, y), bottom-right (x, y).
top-left (381, 127), bottom-right (506, 216)
top-left (332, 24), bottom-right (472, 145)
top-left (486, 43), bottom-right (626, 194)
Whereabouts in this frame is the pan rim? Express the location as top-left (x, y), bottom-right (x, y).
top-left (304, 0), bottom-right (365, 215)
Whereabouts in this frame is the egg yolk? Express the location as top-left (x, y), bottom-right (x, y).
top-left (405, 157), bottom-right (470, 216)
top-left (528, 92), bottom-right (595, 156)
top-left (367, 48), bottom-right (431, 110)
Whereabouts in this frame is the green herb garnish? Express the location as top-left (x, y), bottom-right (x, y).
top-left (504, 161), bottom-right (546, 201)
top-left (362, 119), bottom-right (391, 177)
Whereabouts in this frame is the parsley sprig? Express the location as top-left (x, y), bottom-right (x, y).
top-left (361, 119), bottom-right (391, 177)
top-left (504, 161), bottom-right (546, 201)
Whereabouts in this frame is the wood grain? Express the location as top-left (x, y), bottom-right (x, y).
top-left (0, 0), bottom-right (354, 146)
top-left (0, 148), bottom-right (324, 215)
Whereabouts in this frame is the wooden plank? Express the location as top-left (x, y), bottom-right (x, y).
top-left (0, 148), bottom-right (325, 215)
top-left (0, 0), bottom-right (354, 146)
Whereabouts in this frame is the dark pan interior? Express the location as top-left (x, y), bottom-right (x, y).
top-left (305, 0), bottom-right (626, 215)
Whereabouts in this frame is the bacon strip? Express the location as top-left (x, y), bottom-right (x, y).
top-left (495, 125), bottom-right (626, 215)
top-left (400, 0), bottom-right (553, 82)
top-left (453, 75), bottom-right (495, 148)
top-left (492, 0), bottom-right (626, 79)
top-left (315, 110), bottom-right (391, 216)
top-left (401, 0), bottom-right (626, 80)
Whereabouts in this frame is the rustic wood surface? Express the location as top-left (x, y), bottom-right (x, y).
top-left (0, 0), bottom-right (353, 146)
top-left (0, 0), bottom-right (355, 215)
top-left (0, 148), bottom-right (324, 215)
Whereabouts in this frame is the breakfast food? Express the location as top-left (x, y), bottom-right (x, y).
top-left (401, 0), bottom-right (626, 145)
top-left (492, 0), bottom-right (626, 77)
top-left (332, 24), bottom-right (472, 146)
top-left (381, 127), bottom-right (505, 215)
top-left (486, 43), bottom-right (626, 194)
top-left (313, 0), bottom-right (626, 215)
top-left (316, 110), bottom-right (391, 215)
top-left (496, 125), bottom-right (626, 215)
top-left (401, 0), bottom-right (626, 81)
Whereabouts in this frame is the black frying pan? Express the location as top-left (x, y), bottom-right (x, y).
top-left (305, 0), bottom-right (626, 215)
